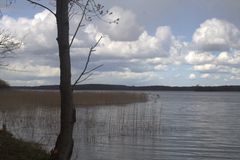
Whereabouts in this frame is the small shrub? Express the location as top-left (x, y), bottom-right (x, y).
top-left (0, 129), bottom-right (50, 160)
top-left (0, 79), bottom-right (10, 89)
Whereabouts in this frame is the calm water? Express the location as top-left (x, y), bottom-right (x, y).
top-left (1, 91), bottom-right (240, 160)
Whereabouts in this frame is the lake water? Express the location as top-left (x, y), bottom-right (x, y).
top-left (1, 91), bottom-right (240, 160)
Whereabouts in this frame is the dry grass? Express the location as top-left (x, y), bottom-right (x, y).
top-left (0, 89), bottom-right (147, 108)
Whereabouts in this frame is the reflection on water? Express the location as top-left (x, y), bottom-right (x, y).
top-left (1, 91), bottom-right (240, 160)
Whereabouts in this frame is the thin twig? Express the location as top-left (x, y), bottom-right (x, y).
top-left (76, 73), bottom-right (93, 84)
top-left (84, 64), bottom-right (103, 75)
top-left (69, 0), bottom-right (90, 48)
top-left (26, 0), bottom-right (56, 17)
top-left (72, 36), bottom-right (102, 87)
top-left (0, 30), bottom-right (21, 61)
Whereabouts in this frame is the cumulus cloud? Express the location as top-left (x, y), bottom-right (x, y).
top-left (11, 62), bottom-right (60, 77)
top-left (193, 64), bottom-right (217, 72)
top-left (217, 52), bottom-right (229, 62)
top-left (2, 6), bottom-right (240, 86)
top-left (217, 51), bottom-right (240, 65)
top-left (0, 10), bottom-right (57, 52)
top-left (95, 26), bottom-right (176, 59)
top-left (200, 73), bottom-right (220, 80)
top-left (187, 19), bottom-right (240, 82)
top-left (193, 18), bottom-right (240, 51)
top-left (185, 51), bottom-right (215, 64)
top-left (96, 6), bottom-right (144, 41)
top-left (187, 50), bottom-right (240, 81)
top-left (1, 8), bottom-right (183, 86)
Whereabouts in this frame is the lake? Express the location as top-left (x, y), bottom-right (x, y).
top-left (1, 91), bottom-right (240, 160)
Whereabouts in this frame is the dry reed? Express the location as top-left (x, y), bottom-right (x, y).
top-left (0, 89), bottom-right (147, 108)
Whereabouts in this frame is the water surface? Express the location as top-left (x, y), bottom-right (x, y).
top-left (1, 91), bottom-right (240, 160)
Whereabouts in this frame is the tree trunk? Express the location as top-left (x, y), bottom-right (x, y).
top-left (52, 1), bottom-right (76, 160)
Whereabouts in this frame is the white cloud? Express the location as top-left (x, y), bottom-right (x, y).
top-left (200, 73), bottom-right (210, 79)
top-left (188, 50), bottom-right (240, 79)
top-left (185, 19), bottom-right (240, 83)
top-left (154, 64), bottom-right (167, 71)
top-left (185, 51), bottom-right (215, 64)
top-left (94, 26), bottom-right (177, 59)
top-left (193, 64), bottom-right (217, 71)
top-left (1, 8), bottom-right (183, 86)
top-left (189, 73), bottom-right (196, 79)
top-left (199, 73), bottom-right (220, 80)
top-left (217, 52), bottom-right (229, 62)
top-left (9, 62), bottom-right (60, 77)
top-left (86, 71), bottom-right (164, 85)
top-left (193, 18), bottom-right (240, 51)
top-left (96, 6), bottom-right (144, 41)
top-left (8, 79), bottom-right (47, 86)
top-left (2, 8), bottom-right (240, 86)
top-left (230, 75), bottom-right (240, 80)
top-left (0, 10), bottom-right (57, 51)
top-left (217, 51), bottom-right (240, 65)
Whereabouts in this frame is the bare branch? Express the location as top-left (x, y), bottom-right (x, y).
top-left (0, 30), bottom-right (21, 59)
top-left (88, 0), bottom-right (120, 24)
top-left (84, 64), bottom-right (103, 75)
top-left (73, 36), bottom-right (102, 87)
top-left (69, 0), bottom-right (90, 48)
top-left (76, 73), bottom-right (93, 84)
top-left (26, 0), bottom-right (56, 17)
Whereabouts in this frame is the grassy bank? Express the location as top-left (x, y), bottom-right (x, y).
top-left (0, 89), bottom-right (147, 108)
top-left (0, 128), bottom-right (49, 160)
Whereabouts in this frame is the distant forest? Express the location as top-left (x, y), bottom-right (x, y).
top-left (9, 84), bottom-right (240, 92)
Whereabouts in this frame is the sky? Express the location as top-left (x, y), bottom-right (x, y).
top-left (1, 0), bottom-right (240, 86)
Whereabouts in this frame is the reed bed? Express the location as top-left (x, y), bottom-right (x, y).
top-left (0, 89), bottom-right (147, 108)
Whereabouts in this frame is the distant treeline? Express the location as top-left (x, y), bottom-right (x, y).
top-left (9, 84), bottom-right (240, 92)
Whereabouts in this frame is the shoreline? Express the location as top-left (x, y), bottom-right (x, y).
top-left (0, 128), bottom-right (49, 160)
top-left (6, 84), bottom-right (240, 92)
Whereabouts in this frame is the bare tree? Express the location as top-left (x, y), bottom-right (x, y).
top-left (25, 1), bottom-right (118, 160)
top-left (0, 3), bottom-right (21, 87)
top-left (0, 30), bottom-right (21, 66)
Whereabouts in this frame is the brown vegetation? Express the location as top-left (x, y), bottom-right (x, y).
top-left (0, 79), bottom-right (9, 89)
top-left (0, 128), bottom-right (49, 160)
top-left (0, 90), bottom-right (147, 108)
